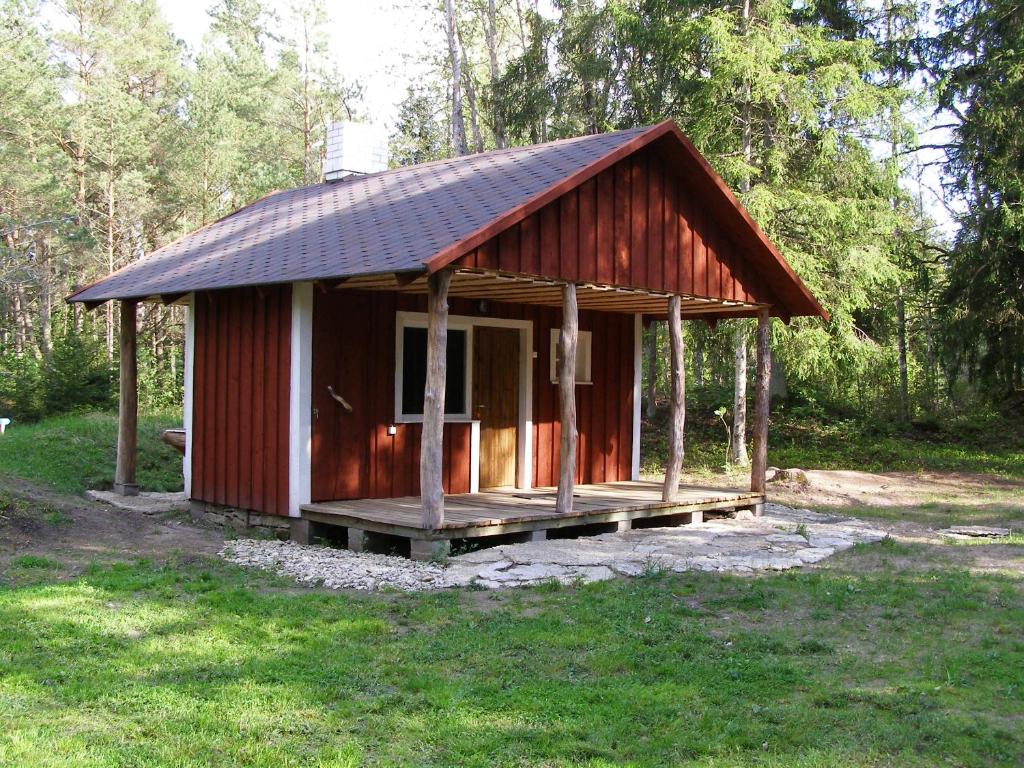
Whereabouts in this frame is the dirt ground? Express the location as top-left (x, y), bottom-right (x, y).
top-left (1, 475), bottom-right (223, 579)
top-left (751, 468), bottom-right (1024, 575)
top-left (2, 469), bottom-right (1022, 582)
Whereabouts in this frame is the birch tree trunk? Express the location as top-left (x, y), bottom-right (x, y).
top-left (485, 0), bottom-right (506, 149)
top-left (731, 0), bottom-right (753, 466)
top-left (444, 0), bottom-right (469, 156)
top-left (662, 296), bottom-right (685, 502)
top-left (460, 41), bottom-right (484, 153)
top-left (731, 324), bottom-right (749, 466)
top-left (897, 286), bottom-right (909, 421)
top-left (645, 322), bottom-right (658, 418)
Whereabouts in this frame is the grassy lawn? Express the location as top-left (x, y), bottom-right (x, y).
top-left (1, 409), bottom-right (1021, 765)
top-left (1, 550), bottom-right (1021, 767)
top-left (642, 407), bottom-right (1024, 480)
top-left (0, 410), bottom-right (183, 493)
top-left (822, 496), bottom-right (1024, 529)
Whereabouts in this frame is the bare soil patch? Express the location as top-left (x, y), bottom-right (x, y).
top-left (0, 475), bottom-right (222, 582)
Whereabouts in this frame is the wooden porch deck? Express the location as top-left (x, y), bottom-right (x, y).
top-left (300, 481), bottom-right (764, 558)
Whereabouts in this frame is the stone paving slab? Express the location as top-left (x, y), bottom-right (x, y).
top-left (85, 490), bottom-right (189, 515)
top-left (220, 503), bottom-right (887, 591)
top-left (939, 525), bottom-right (1012, 539)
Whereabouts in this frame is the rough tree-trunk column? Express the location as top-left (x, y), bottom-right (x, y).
top-left (750, 307), bottom-right (772, 499)
top-left (662, 296), bottom-right (685, 502)
top-left (114, 299), bottom-right (139, 496)
top-left (555, 283), bottom-right (578, 515)
top-left (420, 269), bottom-right (452, 529)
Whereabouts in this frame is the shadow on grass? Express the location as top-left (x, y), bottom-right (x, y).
top-left (1, 556), bottom-right (1022, 766)
top-left (798, 501), bottom-right (1024, 528)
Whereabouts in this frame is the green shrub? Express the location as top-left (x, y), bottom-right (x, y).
top-left (40, 327), bottom-right (114, 416)
top-left (0, 351), bottom-right (44, 422)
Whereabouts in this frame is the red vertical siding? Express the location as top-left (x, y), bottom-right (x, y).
top-left (310, 290), bottom-right (636, 500)
top-left (457, 145), bottom-right (772, 304)
top-left (191, 285), bottom-right (291, 516)
top-left (311, 290), bottom-right (475, 501)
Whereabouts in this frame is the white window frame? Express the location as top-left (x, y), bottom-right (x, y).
top-left (395, 312), bottom-right (474, 423)
top-left (549, 328), bottom-right (593, 384)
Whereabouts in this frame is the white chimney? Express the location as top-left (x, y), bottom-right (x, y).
top-left (323, 121), bottom-right (389, 181)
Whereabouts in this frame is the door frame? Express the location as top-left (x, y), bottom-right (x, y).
top-left (473, 325), bottom-right (523, 490)
top-left (394, 311), bottom-right (534, 490)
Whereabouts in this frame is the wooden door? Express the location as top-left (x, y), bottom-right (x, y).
top-left (473, 327), bottom-right (519, 488)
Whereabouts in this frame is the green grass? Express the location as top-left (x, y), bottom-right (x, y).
top-left (8, 555), bottom-right (62, 570)
top-left (815, 497), bottom-right (1024, 528)
top-left (641, 406), bottom-right (1024, 480)
top-left (0, 410), bottom-right (183, 493)
top-left (0, 555), bottom-right (1021, 767)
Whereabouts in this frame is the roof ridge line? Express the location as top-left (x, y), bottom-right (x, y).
top-left (314, 124), bottom-right (654, 189)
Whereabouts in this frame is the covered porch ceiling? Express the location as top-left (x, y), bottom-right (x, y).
top-left (333, 268), bottom-right (766, 318)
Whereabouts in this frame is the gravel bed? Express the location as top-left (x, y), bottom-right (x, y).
top-left (220, 504), bottom-right (886, 592)
top-left (221, 539), bottom-right (457, 590)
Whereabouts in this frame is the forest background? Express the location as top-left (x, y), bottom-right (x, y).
top-left (1, 0), bottom-right (1021, 469)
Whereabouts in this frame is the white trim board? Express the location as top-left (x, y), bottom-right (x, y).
top-left (183, 293), bottom-right (195, 497)
top-left (631, 313), bottom-right (642, 481)
top-left (288, 282), bottom-right (314, 517)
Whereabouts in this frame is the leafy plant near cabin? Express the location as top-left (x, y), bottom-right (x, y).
top-left (714, 405), bottom-right (732, 468)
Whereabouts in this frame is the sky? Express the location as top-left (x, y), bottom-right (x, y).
top-left (157, 0), bottom-right (444, 127)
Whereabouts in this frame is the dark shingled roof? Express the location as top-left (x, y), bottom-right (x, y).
top-left (69, 126), bottom-right (651, 303)
top-left (67, 121), bottom-right (826, 319)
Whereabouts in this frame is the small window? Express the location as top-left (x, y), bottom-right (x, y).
top-left (399, 325), bottom-right (468, 418)
top-left (549, 328), bottom-right (593, 384)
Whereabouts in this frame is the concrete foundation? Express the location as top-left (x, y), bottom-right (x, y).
top-left (190, 500), bottom-right (291, 538)
top-left (410, 539), bottom-right (451, 562)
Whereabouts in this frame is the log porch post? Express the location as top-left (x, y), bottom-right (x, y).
top-left (662, 295), bottom-right (685, 502)
top-left (750, 307), bottom-right (772, 499)
top-left (114, 299), bottom-right (139, 496)
top-left (420, 269), bottom-right (452, 529)
top-left (555, 283), bottom-right (578, 515)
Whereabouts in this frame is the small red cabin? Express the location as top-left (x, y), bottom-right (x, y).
top-left (70, 121), bottom-right (825, 559)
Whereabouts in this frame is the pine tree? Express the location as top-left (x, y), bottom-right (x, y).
top-left (934, 0), bottom-right (1024, 396)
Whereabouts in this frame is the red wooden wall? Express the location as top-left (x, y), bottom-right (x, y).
top-left (310, 289), bottom-right (635, 502)
top-left (458, 144), bottom-right (779, 306)
top-left (191, 285), bottom-right (291, 516)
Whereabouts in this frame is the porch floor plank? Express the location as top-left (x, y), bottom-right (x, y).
top-left (301, 480), bottom-right (763, 541)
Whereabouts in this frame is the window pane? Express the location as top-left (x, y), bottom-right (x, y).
top-left (549, 328), bottom-right (593, 383)
top-left (401, 327), bottom-right (427, 414)
top-left (446, 330), bottom-right (466, 414)
top-left (401, 326), bottom-right (467, 416)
